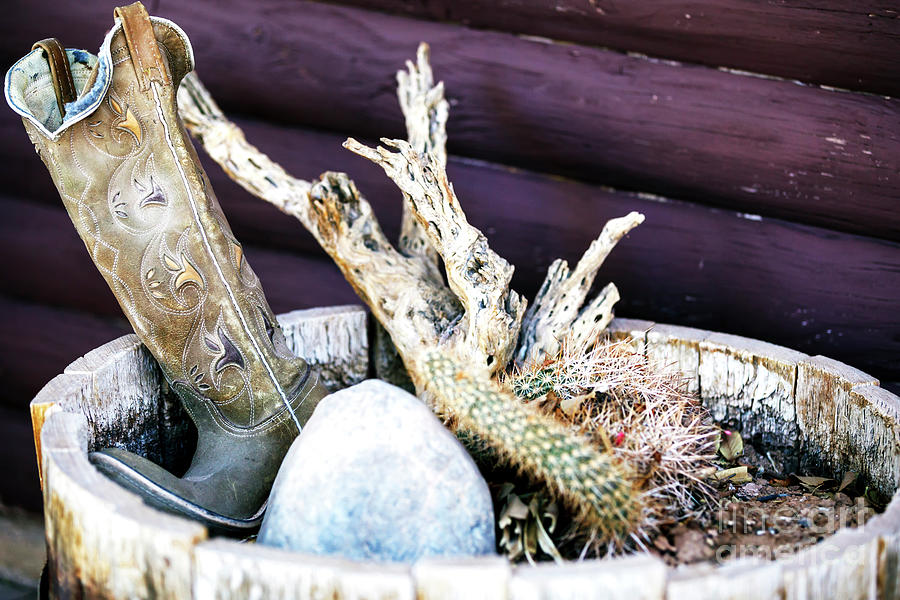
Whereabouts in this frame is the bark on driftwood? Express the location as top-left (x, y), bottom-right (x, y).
top-left (177, 43), bottom-right (642, 391)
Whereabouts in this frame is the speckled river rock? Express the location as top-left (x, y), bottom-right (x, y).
top-left (258, 379), bottom-right (496, 563)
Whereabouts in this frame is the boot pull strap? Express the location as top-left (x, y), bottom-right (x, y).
top-left (31, 38), bottom-right (76, 119)
top-left (113, 2), bottom-right (171, 91)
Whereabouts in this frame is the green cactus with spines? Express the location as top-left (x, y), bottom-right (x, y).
top-left (423, 350), bottom-right (642, 539)
top-left (510, 363), bottom-right (566, 400)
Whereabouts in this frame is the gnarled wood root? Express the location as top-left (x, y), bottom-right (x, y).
top-left (177, 46), bottom-right (641, 388)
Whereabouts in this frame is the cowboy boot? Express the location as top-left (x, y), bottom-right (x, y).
top-left (5, 2), bottom-right (328, 531)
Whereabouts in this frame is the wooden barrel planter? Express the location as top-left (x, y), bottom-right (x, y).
top-left (30, 305), bottom-right (900, 599)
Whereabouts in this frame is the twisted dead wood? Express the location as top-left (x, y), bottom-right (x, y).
top-left (177, 43), bottom-right (642, 390)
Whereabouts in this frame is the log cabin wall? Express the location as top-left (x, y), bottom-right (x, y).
top-left (0, 0), bottom-right (897, 511)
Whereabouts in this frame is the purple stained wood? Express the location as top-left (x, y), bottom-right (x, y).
top-left (0, 295), bottom-right (129, 406)
top-left (331, 0), bottom-right (900, 97)
top-left (3, 112), bottom-right (898, 382)
top-left (0, 404), bottom-right (43, 510)
top-left (1, 1), bottom-right (898, 240)
top-left (0, 196), bottom-right (359, 320)
top-left (0, 297), bottom-right (126, 512)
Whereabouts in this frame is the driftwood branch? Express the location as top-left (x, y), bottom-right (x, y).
top-left (515, 212), bottom-right (645, 367)
top-left (306, 172), bottom-right (459, 353)
top-left (177, 43), bottom-right (641, 391)
top-left (177, 75), bottom-right (315, 231)
top-left (178, 73), bottom-right (460, 391)
top-left (344, 137), bottom-right (525, 373)
top-left (396, 43), bottom-right (446, 272)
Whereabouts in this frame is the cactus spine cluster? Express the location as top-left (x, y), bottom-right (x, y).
top-left (510, 363), bottom-right (565, 401)
top-left (423, 350), bottom-right (642, 539)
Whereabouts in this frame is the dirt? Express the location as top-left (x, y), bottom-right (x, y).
top-left (648, 441), bottom-right (882, 567)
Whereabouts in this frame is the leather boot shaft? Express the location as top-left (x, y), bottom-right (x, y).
top-left (7, 4), bottom-right (318, 433)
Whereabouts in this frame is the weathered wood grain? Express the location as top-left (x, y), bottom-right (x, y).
top-left (412, 556), bottom-right (511, 600)
top-left (796, 356), bottom-right (900, 496)
top-left (667, 560), bottom-right (783, 600)
top-left (796, 356), bottom-right (882, 485)
top-left (41, 406), bottom-right (206, 599)
top-left (277, 305), bottom-right (370, 391)
top-left (645, 324), bottom-right (711, 396)
top-left (326, 0), bottom-right (900, 97)
top-left (63, 335), bottom-right (170, 458)
top-left (1, 2), bottom-right (898, 239)
top-left (193, 539), bottom-right (416, 600)
top-left (29, 399), bottom-right (57, 489)
top-left (698, 333), bottom-right (808, 452)
top-left (604, 317), bottom-right (653, 356)
top-left (846, 385), bottom-right (900, 498)
top-left (516, 212), bottom-right (643, 367)
top-left (508, 555), bottom-right (667, 600)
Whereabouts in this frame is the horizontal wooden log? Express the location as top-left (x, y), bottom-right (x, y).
top-left (206, 121), bottom-right (900, 382)
top-left (1, 2), bottom-right (898, 239)
top-left (0, 195), bottom-right (358, 408)
top-left (3, 106), bottom-right (900, 384)
top-left (0, 405), bottom-right (43, 510)
top-left (0, 294), bottom-right (129, 410)
top-left (327, 0), bottom-right (900, 97)
top-left (0, 194), bottom-right (359, 319)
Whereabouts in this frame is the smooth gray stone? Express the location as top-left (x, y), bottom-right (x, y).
top-left (258, 379), bottom-right (496, 563)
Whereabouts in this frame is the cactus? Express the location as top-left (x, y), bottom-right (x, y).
top-left (423, 350), bottom-right (642, 540)
top-left (509, 363), bottom-right (559, 401)
top-left (510, 336), bottom-right (646, 404)
top-left (510, 337), bottom-right (719, 537)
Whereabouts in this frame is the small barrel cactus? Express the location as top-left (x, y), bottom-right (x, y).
top-left (510, 362), bottom-right (566, 401)
top-left (423, 351), bottom-right (642, 539)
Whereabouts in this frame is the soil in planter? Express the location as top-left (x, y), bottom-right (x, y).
top-left (639, 439), bottom-right (883, 567)
top-left (488, 438), bottom-right (885, 566)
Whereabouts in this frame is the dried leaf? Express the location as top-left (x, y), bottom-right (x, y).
top-left (718, 430), bottom-right (744, 461)
top-left (529, 498), bottom-right (564, 563)
top-left (498, 493), bottom-right (529, 528)
top-left (790, 474), bottom-right (836, 491)
top-left (498, 482), bottom-right (516, 499)
top-left (541, 499), bottom-right (559, 535)
top-left (838, 471), bottom-right (858, 493)
top-left (559, 395), bottom-right (584, 416)
top-left (500, 525), bottom-right (523, 561)
top-left (653, 535), bottom-right (675, 553)
top-left (523, 519), bottom-right (539, 565)
top-left (712, 466), bottom-right (752, 484)
top-left (695, 466), bottom-right (718, 480)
